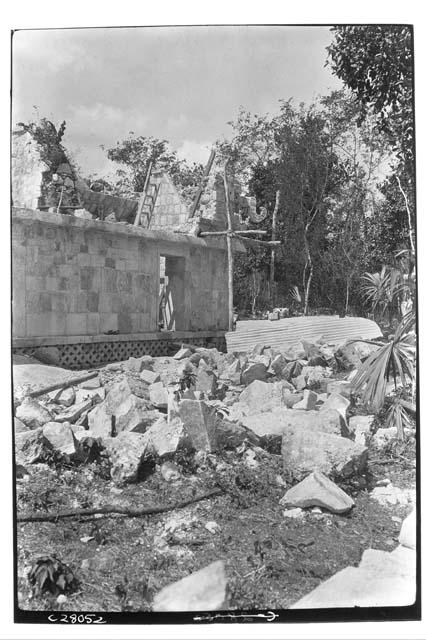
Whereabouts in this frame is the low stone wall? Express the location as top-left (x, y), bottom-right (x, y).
top-left (13, 334), bottom-right (227, 369)
top-left (12, 208), bottom-right (230, 344)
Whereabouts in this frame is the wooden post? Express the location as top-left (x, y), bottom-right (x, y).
top-left (269, 189), bottom-right (280, 305)
top-left (188, 149), bottom-right (216, 219)
top-left (223, 165), bottom-right (234, 332)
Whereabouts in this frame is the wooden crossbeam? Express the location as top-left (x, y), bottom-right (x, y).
top-left (188, 149), bottom-right (216, 219)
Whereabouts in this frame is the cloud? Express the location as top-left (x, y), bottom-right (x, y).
top-left (13, 30), bottom-right (88, 73)
top-left (176, 140), bottom-right (212, 165)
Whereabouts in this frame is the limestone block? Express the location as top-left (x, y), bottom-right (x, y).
top-left (280, 471), bottom-right (354, 513)
top-left (66, 313), bottom-right (87, 336)
top-left (153, 561), bottom-right (227, 612)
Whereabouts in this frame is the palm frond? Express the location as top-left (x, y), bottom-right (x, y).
top-left (289, 286), bottom-right (302, 304)
top-left (385, 398), bottom-right (412, 440)
top-left (351, 314), bottom-right (416, 412)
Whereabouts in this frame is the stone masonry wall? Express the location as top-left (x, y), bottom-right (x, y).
top-left (12, 208), bottom-right (229, 341)
top-left (147, 171), bottom-right (189, 230)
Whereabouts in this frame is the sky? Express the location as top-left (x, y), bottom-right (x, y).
top-left (12, 26), bottom-right (342, 178)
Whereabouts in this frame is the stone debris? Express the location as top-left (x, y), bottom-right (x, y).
top-left (284, 341), bottom-right (306, 361)
top-left (15, 428), bottom-right (49, 466)
top-left (14, 417), bottom-right (29, 433)
top-left (241, 362), bottom-right (268, 386)
top-left (319, 393), bottom-right (349, 419)
top-left (195, 366), bottom-right (218, 396)
top-left (113, 394), bottom-right (159, 434)
top-left (15, 398), bottom-right (53, 430)
top-left (291, 545), bottom-right (416, 609)
top-left (281, 425), bottom-right (368, 480)
top-left (283, 507), bottom-right (304, 519)
top-left (122, 356), bottom-right (153, 373)
top-left (205, 521), bottom-right (220, 533)
top-left (178, 399), bottom-right (218, 452)
top-left (152, 560), bottom-right (227, 611)
top-left (292, 389), bottom-right (318, 411)
top-left (54, 399), bottom-right (93, 424)
top-left (87, 402), bottom-right (113, 438)
top-left (105, 378), bottom-right (133, 413)
top-left (348, 414), bottom-right (375, 444)
top-left (243, 407), bottom-right (343, 440)
top-left (280, 471), bottom-right (354, 514)
top-left (292, 374), bottom-right (307, 391)
top-left (270, 353), bottom-right (286, 376)
top-left (173, 347), bottom-right (193, 360)
top-left (326, 380), bottom-right (352, 398)
top-left (102, 431), bottom-right (150, 484)
top-left (372, 426), bottom-right (399, 448)
top-left (42, 422), bottom-right (76, 457)
top-left (79, 376), bottom-right (101, 389)
top-left (399, 508), bottom-right (416, 549)
top-left (49, 387), bottom-right (76, 407)
top-left (75, 387), bottom-right (105, 404)
top-left (149, 381), bottom-right (169, 409)
top-left (370, 483), bottom-right (415, 507)
top-left (160, 460), bottom-right (181, 482)
top-left (220, 358), bottom-right (242, 385)
top-left (140, 369), bottom-right (161, 385)
top-left (145, 416), bottom-right (188, 457)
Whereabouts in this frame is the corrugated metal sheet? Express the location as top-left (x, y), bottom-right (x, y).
top-left (225, 316), bottom-right (382, 354)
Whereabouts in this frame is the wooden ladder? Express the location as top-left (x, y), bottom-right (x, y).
top-left (133, 162), bottom-right (160, 228)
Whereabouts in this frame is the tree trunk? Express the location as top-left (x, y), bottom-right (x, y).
top-left (396, 176), bottom-right (415, 255)
top-left (269, 189), bottom-right (280, 305)
top-left (303, 230), bottom-right (312, 316)
top-left (223, 167), bottom-right (234, 332)
top-left (345, 278), bottom-right (350, 316)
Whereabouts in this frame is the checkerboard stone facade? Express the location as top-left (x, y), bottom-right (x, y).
top-left (12, 208), bottom-right (229, 340)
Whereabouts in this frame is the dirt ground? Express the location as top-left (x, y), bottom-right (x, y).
top-left (16, 433), bottom-right (416, 613)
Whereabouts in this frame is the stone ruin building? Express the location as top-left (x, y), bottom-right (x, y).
top-left (11, 128), bottom-right (256, 368)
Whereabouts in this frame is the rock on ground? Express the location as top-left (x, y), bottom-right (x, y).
top-left (54, 399), bottom-right (93, 424)
top-left (319, 393), bottom-right (350, 419)
top-left (174, 347), bottom-right (192, 360)
top-left (152, 560), bottom-right (227, 611)
top-left (149, 381), bottom-right (168, 409)
top-left (88, 402), bottom-right (113, 438)
top-left (42, 422), bottom-right (76, 457)
top-left (241, 362), bottom-right (268, 386)
top-left (15, 398), bottom-right (53, 430)
top-left (15, 428), bottom-right (50, 465)
top-left (114, 394), bottom-right (159, 434)
top-left (292, 390), bottom-right (318, 411)
top-left (102, 431), bottom-right (150, 484)
top-left (280, 471), bottom-right (354, 514)
top-left (177, 400), bottom-right (218, 452)
top-left (145, 416), bottom-right (188, 457)
top-left (281, 425), bottom-right (368, 480)
top-left (399, 508), bottom-right (416, 549)
top-left (140, 369), bottom-right (161, 385)
top-left (291, 546), bottom-right (416, 608)
top-left (348, 415), bottom-right (375, 444)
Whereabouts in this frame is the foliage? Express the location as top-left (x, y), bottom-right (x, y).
top-left (28, 556), bottom-right (78, 596)
top-left (105, 133), bottom-right (204, 202)
top-left (351, 312), bottom-right (415, 413)
top-left (327, 25), bottom-right (414, 166)
top-left (17, 118), bottom-right (68, 170)
top-left (385, 397), bottom-right (413, 440)
top-left (327, 26), bottom-right (415, 259)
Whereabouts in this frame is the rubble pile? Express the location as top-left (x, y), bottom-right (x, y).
top-left (14, 333), bottom-right (416, 611)
top-left (14, 335), bottom-right (397, 487)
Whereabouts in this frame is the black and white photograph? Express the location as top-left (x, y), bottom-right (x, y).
top-left (8, 16), bottom-right (420, 632)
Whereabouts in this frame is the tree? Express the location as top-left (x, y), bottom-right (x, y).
top-left (327, 26), bottom-right (415, 252)
top-left (105, 133), bottom-right (204, 203)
